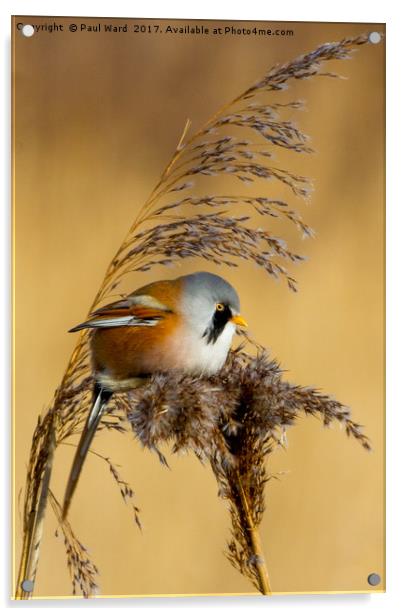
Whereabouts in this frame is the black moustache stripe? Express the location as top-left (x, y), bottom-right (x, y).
top-left (203, 305), bottom-right (232, 344)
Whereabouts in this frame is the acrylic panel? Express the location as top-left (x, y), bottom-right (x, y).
top-left (12, 16), bottom-right (385, 599)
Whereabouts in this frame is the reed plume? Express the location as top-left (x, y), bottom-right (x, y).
top-left (121, 344), bottom-right (370, 593)
top-left (15, 33), bottom-right (378, 599)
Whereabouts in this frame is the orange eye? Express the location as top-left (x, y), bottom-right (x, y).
top-left (216, 303), bottom-right (225, 312)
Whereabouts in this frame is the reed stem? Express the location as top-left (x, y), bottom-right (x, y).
top-left (15, 416), bottom-right (56, 599)
top-left (236, 470), bottom-right (272, 595)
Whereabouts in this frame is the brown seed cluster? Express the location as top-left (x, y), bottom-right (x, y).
top-left (113, 346), bottom-right (369, 592)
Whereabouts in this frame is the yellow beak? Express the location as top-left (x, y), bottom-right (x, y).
top-left (231, 314), bottom-right (248, 328)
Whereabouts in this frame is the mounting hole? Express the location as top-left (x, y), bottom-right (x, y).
top-left (21, 579), bottom-right (34, 592)
top-left (367, 572), bottom-right (381, 586)
top-left (368, 32), bottom-right (381, 44)
top-left (22, 24), bottom-right (35, 38)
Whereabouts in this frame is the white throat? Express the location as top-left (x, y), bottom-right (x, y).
top-left (171, 320), bottom-right (236, 376)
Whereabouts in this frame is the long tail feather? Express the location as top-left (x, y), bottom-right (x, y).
top-left (62, 388), bottom-right (111, 519)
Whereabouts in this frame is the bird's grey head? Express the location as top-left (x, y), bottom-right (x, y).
top-left (178, 271), bottom-right (241, 343)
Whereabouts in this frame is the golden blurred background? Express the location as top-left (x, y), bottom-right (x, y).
top-left (12, 17), bottom-right (385, 598)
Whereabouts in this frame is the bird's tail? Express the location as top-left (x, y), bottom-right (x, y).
top-left (62, 386), bottom-right (112, 520)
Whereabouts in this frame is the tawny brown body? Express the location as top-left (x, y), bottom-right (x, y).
top-left (90, 279), bottom-right (183, 380)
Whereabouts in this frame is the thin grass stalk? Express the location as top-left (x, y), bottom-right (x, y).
top-left (236, 470), bottom-right (272, 595)
top-left (15, 414), bottom-right (56, 599)
top-left (48, 490), bottom-right (99, 597)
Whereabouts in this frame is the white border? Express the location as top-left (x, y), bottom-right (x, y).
top-left (2, 1), bottom-right (400, 615)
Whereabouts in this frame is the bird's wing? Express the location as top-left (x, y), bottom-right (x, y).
top-left (69, 294), bottom-right (173, 332)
